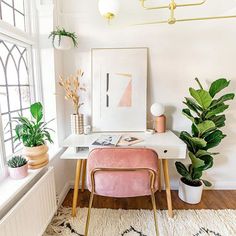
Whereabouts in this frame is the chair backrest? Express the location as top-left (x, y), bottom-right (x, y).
top-left (87, 148), bottom-right (159, 198)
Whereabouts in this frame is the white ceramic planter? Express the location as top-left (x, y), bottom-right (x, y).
top-left (178, 178), bottom-right (203, 204)
top-left (53, 35), bottom-right (74, 50)
top-left (8, 163), bottom-right (28, 179)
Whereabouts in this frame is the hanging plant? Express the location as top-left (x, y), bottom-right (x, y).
top-left (48, 27), bottom-right (78, 50)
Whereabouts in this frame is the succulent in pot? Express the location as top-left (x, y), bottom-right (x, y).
top-left (175, 78), bottom-right (234, 204)
top-left (13, 102), bottom-right (54, 169)
top-left (7, 155), bottom-right (28, 179)
top-left (48, 27), bottom-right (78, 50)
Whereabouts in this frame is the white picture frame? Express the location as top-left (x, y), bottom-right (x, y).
top-left (91, 48), bottom-right (148, 132)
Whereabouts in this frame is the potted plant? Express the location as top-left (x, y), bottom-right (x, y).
top-left (59, 69), bottom-right (86, 134)
top-left (14, 102), bottom-right (54, 169)
top-left (7, 155), bottom-right (28, 179)
top-left (48, 27), bottom-right (78, 50)
top-left (175, 78), bottom-right (234, 204)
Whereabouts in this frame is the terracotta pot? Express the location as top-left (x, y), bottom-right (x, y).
top-left (8, 163), bottom-right (28, 179)
top-left (53, 35), bottom-right (74, 50)
top-left (23, 145), bottom-right (49, 169)
top-left (178, 177), bottom-right (203, 204)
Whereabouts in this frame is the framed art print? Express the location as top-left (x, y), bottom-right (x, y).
top-left (91, 48), bottom-right (148, 132)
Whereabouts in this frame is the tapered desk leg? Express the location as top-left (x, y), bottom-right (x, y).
top-left (162, 159), bottom-right (173, 218)
top-left (158, 159), bottom-right (162, 192)
top-left (72, 159), bottom-right (82, 217)
top-left (81, 159), bottom-right (87, 193)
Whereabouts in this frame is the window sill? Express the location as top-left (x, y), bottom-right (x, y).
top-left (0, 146), bottom-right (65, 215)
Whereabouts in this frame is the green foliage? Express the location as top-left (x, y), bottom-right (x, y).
top-left (175, 78), bottom-right (234, 187)
top-left (7, 155), bottom-right (27, 168)
top-left (48, 27), bottom-right (78, 47)
top-left (13, 102), bottom-right (54, 147)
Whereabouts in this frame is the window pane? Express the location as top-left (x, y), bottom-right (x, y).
top-left (1, 2), bottom-right (14, 26)
top-left (14, 0), bottom-right (24, 13)
top-left (0, 87), bottom-right (8, 113)
top-left (2, 0), bottom-right (13, 6)
top-left (20, 86), bottom-right (30, 108)
top-left (0, 40), bottom-right (34, 157)
top-left (15, 11), bottom-right (25, 31)
top-left (0, 60), bottom-right (6, 85)
top-left (1, 114), bottom-right (11, 140)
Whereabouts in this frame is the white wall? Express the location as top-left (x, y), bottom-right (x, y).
top-left (57, 0), bottom-right (236, 189)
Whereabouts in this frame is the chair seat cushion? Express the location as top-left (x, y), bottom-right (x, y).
top-left (87, 148), bottom-right (159, 198)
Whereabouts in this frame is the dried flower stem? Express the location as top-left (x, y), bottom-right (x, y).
top-left (59, 69), bottom-right (86, 114)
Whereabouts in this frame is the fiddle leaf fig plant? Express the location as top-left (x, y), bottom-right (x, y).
top-left (175, 78), bottom-right (234, 187)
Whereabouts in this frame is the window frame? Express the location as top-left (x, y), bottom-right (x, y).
top-left (0, 0), bottom-right (41, 180)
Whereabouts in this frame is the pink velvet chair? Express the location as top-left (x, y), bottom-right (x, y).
top-left (85, 148), bottom-right (159, 236)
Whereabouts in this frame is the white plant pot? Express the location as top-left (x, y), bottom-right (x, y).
top-left (53, 35), bottom-right (74, 50)
top-left (178, 178), bottom-right (203, 204)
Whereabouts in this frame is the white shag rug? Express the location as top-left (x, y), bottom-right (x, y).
top-left (44, 207), bottom-right (236, 236)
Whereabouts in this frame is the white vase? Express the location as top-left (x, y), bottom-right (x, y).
top-left (71, 114), bottom-right (84, 134)
top-left (178, 178), bottom-right (203, 204)
top-left (53, 35), bottom-right (74, 50)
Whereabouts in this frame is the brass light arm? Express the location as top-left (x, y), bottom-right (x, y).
top-left (133, 14), bottom-right (236, 25)
top-left (140, 0), bottom-right (207, 10)
top-left (140, 0), bottom-right (169, 10)
top-left (176, 0), bottom-right (207, 8)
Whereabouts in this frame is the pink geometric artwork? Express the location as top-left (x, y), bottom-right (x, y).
top-left (118, 80), bottom-right (132, 107)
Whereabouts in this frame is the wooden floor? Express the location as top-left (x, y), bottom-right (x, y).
top-left (63, 189), bottom-right (236, 210)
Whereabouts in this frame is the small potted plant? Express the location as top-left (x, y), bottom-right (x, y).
top-left (7, 155), bottom-right (28, 179)
top-left (14, 102), bottom-right (54, 169)
top-left (175, 78), bottom-right (234, 204)
top-left (48, 27), bottom-right (78, 50)
top-left (59, 69), bottom-right (86, 134)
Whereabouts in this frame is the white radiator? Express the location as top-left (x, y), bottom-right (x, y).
top-left (0, 167), bottom-right (57, 236)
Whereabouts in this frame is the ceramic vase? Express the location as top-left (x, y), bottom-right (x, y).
top-left (8, 163), bottom-right (28, 179)
top-left (71, 114), bottom-right (84, 134)
top-left (178, 177), bottom-right (203, 204)
top-left (24, 145), bottom-right (49, 169)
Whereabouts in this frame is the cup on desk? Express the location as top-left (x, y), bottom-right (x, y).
top-left (84, 125), bottom-right (91, 135)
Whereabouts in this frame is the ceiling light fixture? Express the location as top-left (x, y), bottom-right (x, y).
top-left (98, 0), bottom-right (120, 21)
top-left (138, 0), bottom-right (236, 25)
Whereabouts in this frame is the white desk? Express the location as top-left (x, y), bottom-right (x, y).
top-left (61, 130), bottom-right (186, 217)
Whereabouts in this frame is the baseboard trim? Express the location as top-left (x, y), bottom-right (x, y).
top-left (57, 182), bottom-right (71, 206)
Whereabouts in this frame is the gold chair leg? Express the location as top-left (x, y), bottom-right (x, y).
top-left (85, 190), bottom-right (94, 236)
top-left (158, 159), bottom-right (162, 192)
top-left (81, 159), bottom-right (87, 192)
top-left (150, 190), bottom-right (159, 236)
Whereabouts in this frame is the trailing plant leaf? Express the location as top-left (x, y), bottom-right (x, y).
top-left (189, 88), bottom-right (212, 109)
top-left (209, 78), bottom-right (230, 98)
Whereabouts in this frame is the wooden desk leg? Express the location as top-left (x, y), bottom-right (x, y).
top-left (162, 159), bottom-right (173, 218)
top-left (158, 159), bottom-right (162, 192)
top-left (72, 159), bottom-right (82, 217)
top-left (81, 159), bottom-right (87, 193)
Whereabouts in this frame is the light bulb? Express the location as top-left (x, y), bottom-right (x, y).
top-left (150, 103), bottom-right (165, 117)
top-left (98, 0), bottom-right (120, 20)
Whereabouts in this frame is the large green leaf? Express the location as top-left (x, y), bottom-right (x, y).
top-left (211, 115), bottom-right (226, 128)
top-left (198, 155), bottom-right (213, 171)
top-left (30, 102), bottom-right (43, 123)
top-left (180, 131), bottom-right (195, 152)
top-left (195, 150), bottom-right (219, 158)
top-left (182, 109), bottom-right (195, 122)
top-left (184, 97), bottom-right (203, 113)
top-left (175, 162), bottom-right (190, 178)
top-left (204, 130), bottom-right (226, 150)
top-left (197, 120), bottom-right (215, 135)
top-left (210, 93), bottom-right (235, 109)
top-left (205, 104), bottom-right (229, 119)
top-left (201, 179), bottom-right (212, 187)
top-left (189, 88), bottom-right (212, 109)
top-left (191, 168), bottom-right (203, 180)
top-left (191, 137), bottom-right (207, 148)
top-left (189, 152), bottom-right (205, 168)
top-left (209, 78), bottom-right (230, 98)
